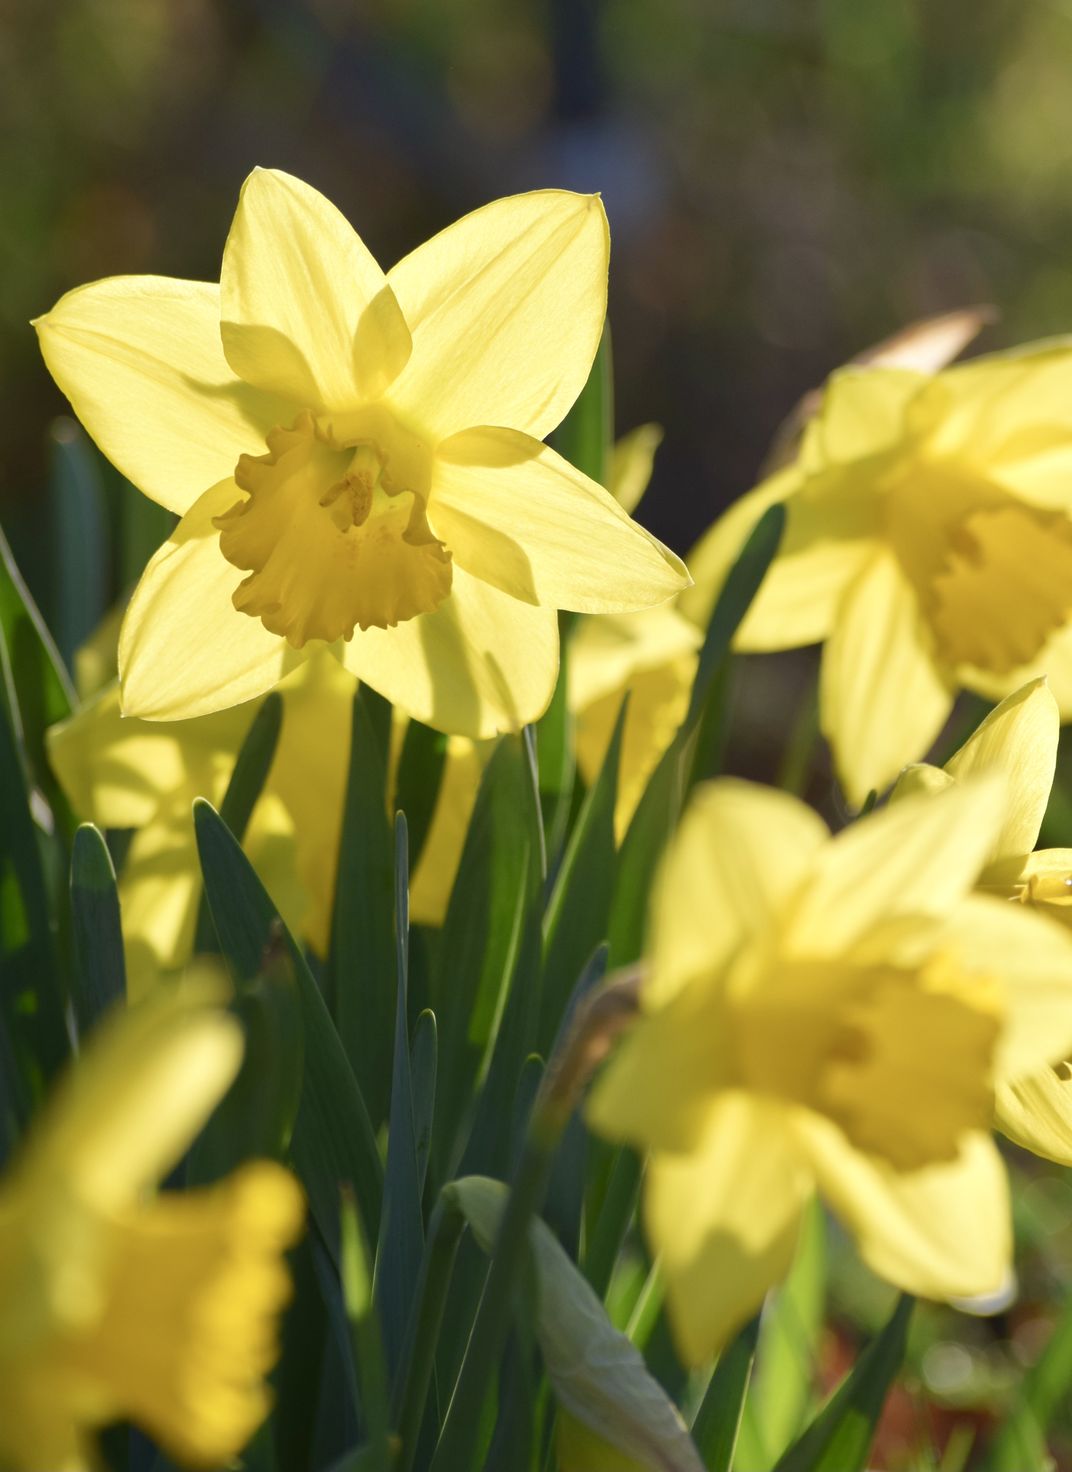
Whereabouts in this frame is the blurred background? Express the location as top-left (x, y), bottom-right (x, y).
top-left (8, 0), bottom-right (1072, 579)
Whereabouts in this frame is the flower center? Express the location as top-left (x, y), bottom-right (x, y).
top-left (216, 408), bottom-right (452, 647)
top-left (882, 459), bottom-right (1072, 674)
top-left (735, 954), bottom-right (1001, 1171)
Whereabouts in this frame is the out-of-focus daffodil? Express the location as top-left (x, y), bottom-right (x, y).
top-left (0, 982), bottom-right (304, 1470)
top-left (588, 776), bottom-right (1072, 1362)
top-left (682, 339), bottom-right (1072, 804)
top-left (893, 678), bottom-right (1072, 1166)
top-left (35, 169), bottom-right (687, 736)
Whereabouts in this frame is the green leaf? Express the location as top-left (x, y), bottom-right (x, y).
top-left (450, 1177), bottom-right (704, 1472)
top-left (48, 419), bottom-right (109, 674)
top-left (737, 1196), bottom-right (826, 1468)
top-left (376, 814), bottom-right (424, 1382)
top-left (394, 718), bottom-right (448, 874)
top-left (331, 686), bottom-right (397, 1127)
top-left (583, 1144), bottom-right (642, 1300)
top-left (69, 823), bottom-right (124, 1036)
top-left (431, 735), bottom-right (538, 1180)
top-left (608, 503), bottom-right (785, 967)
top-left (193, 798), bottom-right (382, 1257)
top-left (772, 1294), bottom-right (913, 1472)
top-left (979, 1281), bottom-right (1072, 1471)
top-left (342, 1189), bottom-right (391, 1470)
top-left (538, 700), bottom-right (624, 1052)
top-left (410, 1009), bottom-right (437, 1196)
top-left (689, 1314), bottom-right (760, 1472)
top-left (193, 692), bottom-right (283, 954)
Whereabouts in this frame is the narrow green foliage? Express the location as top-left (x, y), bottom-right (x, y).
top-left (375, 814), bottom-right (424, 1382)
top-left (69, 823), bottom-right (124, 1036)
top-left (690, 1314), bottom-right (760, 1472)
top-left (331, 686), bottom-right (396, 1127)
top-left (194, 798), bottom-right (382, 1254)
top-left (538, 699), bottom-right (624, 1051)
top-left (980, 1284), bottom-right (1072, 1471)
top-left (48, 420), bottom-right (109, 673)
top-left (341, 1190), bottom-right (392, 1471)
top-left (583, 1143), bottom-right (642, 1299)
top-left (193, 692), bottom-right (283, 954)
top-left (773, 1294), bottom-right (913, 1472)
top-left (394, 718), bottom-right (448, 872)
top-left (410, 1009), bottom-right (437, 1195)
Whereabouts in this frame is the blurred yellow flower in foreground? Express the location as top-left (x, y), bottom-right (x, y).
top-left (588, 777), bottom-right (1072, 1362)
top-left (0, 983), bottom-right (303, 1470)
top-left (35, 168), bottom-right (687, 735)
top-left (682, 340), bottom-right (1072, 803)
top-left (893, 678), bottom-right (1072, 1166)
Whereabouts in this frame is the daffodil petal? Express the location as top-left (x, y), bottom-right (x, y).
top-left (677, 470), bottom-right (797, 633)
top-left (431, 428), bottom-right (687, 612)
top-left (220, 168), bottom-right (407, 410)
top-left (944, 678), bottom-right (1058, 859)
top-left (568, 607), bottom-right (701, 711)
top-left (795, 1114), bottom-right (1010, 1300)
top-left (34, 277), bottom-right (289, 515)
top-left (995, 1067), bottom-right (1072, 1167)
top-left (119, 481), bottom-right (306, 720)
top-left (889, 762), bottom-right (955, 805)
top-left (647, 779), bottom-right (828, 1010)
top-left (784, 778), bottom-right (1006, 959)
top-left (120, 810), bottom-right (205, 999)
top-left (801, 366), bottom-right (926, 471)
top-left (931, 893), bottom-right (1072, 1083)
top-left (339, 565), bottom-right (559, 738)
top-left (387, 190), bottom-right (608, 441)
top-left (957, 616), bottom-right (1072, 722)
top-left (920, 338), bottom-right (1072, 506)
top-left (645, 1093), bottom-right (812, 1364)
top-left (820, 551), bottom-right (954, 806)
top-left (609, 423), bottom-right (663, 514)
top-left (23, 983), bottom-right (242, 1209)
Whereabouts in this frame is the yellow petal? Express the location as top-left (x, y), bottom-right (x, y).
top-left (932, 893), bottom-right (1072, 1083)
top-left (795, 1113), bottom-right (1010, 1300)
top-left (119, 811), bottom-right (205, 999)
top-left (945, 678), bottom-right (1058, 860)
top-left (647, 780), bottom-right (828, 1010)
top-left (644, 1093), bottom-right (812, 1364)
top-left (220, 168), bottom-right (408, 410)
top-left (784, 777), bottom-right (1006, 960)
top-left (956, 616), bottom-right (1072, 718)
top-left (568, 606), bottom-right (701, 711)
top-left (34, 277), bottom-right (289, 515)
top-left (801, 365), bottom-right (926, 470)
top-left (119, 481), bottom-right (307, 720)
top-left (677, 470), bottom-right (796, 633)
top-left (432, 428), bottom-right (687, 612)
top-left (889, 762), bottom-right (955, 805)
top-left (47, 682), bottom-right (251, 830)
top-left (387, 190), bottom-right (608, 441)
top-left (17, 983), bottom-right (242, 1211)
top-left (919, 338), bottom-right (1072, 507)
top-left (407, 736), bottom-right (486, 927)
top-left (339, 564), bottom-right (559, 738)
top-left (995, 1066), bottom-right (1072, 1167)
top-left (609, 423), bottom-right (662, 514)
top-left (820, 551), bottom-right (954, 806)
top-left (1007, 847), bottom-right (1072, 915)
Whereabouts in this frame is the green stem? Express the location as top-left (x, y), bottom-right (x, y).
top-left (390, 1192), bottom-right (466, 1472)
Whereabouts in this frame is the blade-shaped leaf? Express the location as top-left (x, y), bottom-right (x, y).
top-left (48, 419), bottom-right (109, 674)
top-left (69, 822), bottom-right (125, 1037)
top-left (689, 1314), bottom-right (760, 1472)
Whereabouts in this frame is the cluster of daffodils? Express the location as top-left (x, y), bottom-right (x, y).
top-left (18, 164), bottom-right (1072, 1467)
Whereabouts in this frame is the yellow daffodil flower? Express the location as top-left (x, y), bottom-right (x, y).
top-left (0, 983), bottom-right (304, 1470)
top-left (681, 340), bottom-right (1072, 804)
top-left (588, 776), bottom-right (1072, 1363)
top-left (35, 168), bottom-right (687, 735)
top-left (892, 678), bottom-right (1072, 1166)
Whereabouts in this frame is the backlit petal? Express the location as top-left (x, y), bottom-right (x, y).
top-left (339, 565), bottom-right (559, 738)
top-left (387, 191), bottom-right (608, 441)
top-left (996, 1067), bottom-right (1072, 1167)
top-left (431, 428), bottom-right (687, 612)
top-left (796, 1114), bottom-right (1010, 1300)
top-left (820, 551), bottom-right (954, 806)
top-left (645, 1093), bottom-right (812, 1364)
top-left (678, 470), bottom-right (796, 634)
top-left (801, 365), bottom-right (926, 471)
top-left (647, 780), bottom-right (828, 1010)
top-left (945, 678), bottom-right (1058, 860)
top-left (119, 481), bottom-right (307, 720)
top-left (220, 168), bottom-right (408, 410)
top-left (609, 423), bottom-right (662, 514)
top-left (784, 777), bottom-right (1006, 959)
top-left (34, 277), bottom-right (289, 515)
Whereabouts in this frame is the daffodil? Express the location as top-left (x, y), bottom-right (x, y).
top-left (681, 341), bottom-right (1072, 803)
top-left (35, 169), bottom-right (687, 735)
top-left (892, 678), bottom-right (1072, 1166)
top-left (0, 982), bottom-right (304, 1470)
top-left (588, 776), bottom-right (1072, 1362)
